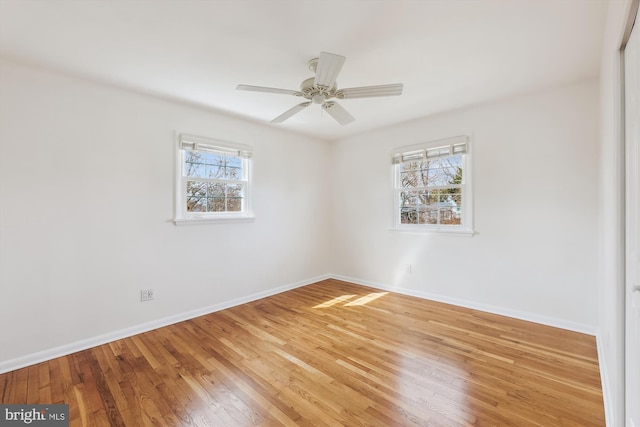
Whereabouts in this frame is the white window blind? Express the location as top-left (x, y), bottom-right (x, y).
top-left (391, 136), bottom-right (468, 164)
top-left (179, 134), bottom-right (252, 159)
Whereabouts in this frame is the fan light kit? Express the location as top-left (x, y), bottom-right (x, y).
top-left (237, 51), bottom-right (403, 125)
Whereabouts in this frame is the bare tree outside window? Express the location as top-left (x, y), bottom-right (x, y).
top-left (399, 155), bottom-right (463, 226)
top-left (184, 150), bottom-right (246, 214)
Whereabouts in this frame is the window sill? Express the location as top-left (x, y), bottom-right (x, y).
top-left (173, 216), bottom-right (255, 226)
top-left (389, 227), bottom-right (476, 236)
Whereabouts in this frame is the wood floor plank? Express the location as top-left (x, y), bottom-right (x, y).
top-left (0, 279), bottom-right (605, 426)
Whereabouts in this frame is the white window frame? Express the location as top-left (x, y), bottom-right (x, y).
top-left (174, 133), bottom-right (253, 225)
top-left (391, 135), bottom-right (473, 235)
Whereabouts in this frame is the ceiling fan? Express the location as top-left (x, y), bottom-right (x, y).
top-left (237, 51), bottom-right (403, 125)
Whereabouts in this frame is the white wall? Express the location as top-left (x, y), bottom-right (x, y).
top-left (330, 80), bottom-right (600, 332)
top-left (0, 59), bottom-right (331, 370)
top-left (598, 1), bottom-right (635, 425)
top-left (0, 56), bottom-right (603, 380)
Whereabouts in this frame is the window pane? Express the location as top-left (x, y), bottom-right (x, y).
top-left (401, 161), bottom-right (424, 186)
top-left (227, 184), bottom-right (243, 197)
top-left (200, 152), bottom-right (221, 165)
top-left (401, 171), bottom-right (418, 188)
top-left (184, 151), bottom-right (207, 178)
top-left (226, 165), bottom-right (242, 180)
top-left (199, 153), bottom-right (221, 178)
top-left (400, 191), bottom-right (418, 207)
top-left (226, 156), bottom-right (240, 167)
top-left (207, 182), bottom-right (225, 197)
top-left (418, 167), bottom-right (430, 187)
top-left (187, 181), bottom-right (206, 198)
top-left (400, 161), bottom-right (417, 173)
top-left (227, 197), bottom-right (242, 212)
top-left (418, 207), bottom-right (438, 224)
top-left (227, 183), bottom-right (243, 212)
top-left (440, 207), bottom-right (461, 225)
top-left (187, 197), bottom-right (206, 212)
top-left (425, 189), bottom-right (439, 204)
top-left (185, 152), bottom-right (245, 181)
top-left (441, 188), bottom-right (461, 205)
top-left (400, 208), bottom-right (418, 224)
top-left (428, 166), bottom-right (448, 186)
top-left (206, 163), bottom-right (225, 179)
top-left (208, 197), bottom-right (226, 212)
top-left (400, 158), bottom-right (462, 188)
top-left (425, 158), bottom-right (460, 186)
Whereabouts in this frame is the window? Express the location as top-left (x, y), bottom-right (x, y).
top-left (392, 136), bottom-right (472, 233)
top-left (175, 134), bottom-right (252, 224)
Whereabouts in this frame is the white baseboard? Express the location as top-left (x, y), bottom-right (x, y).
top-left (596, 333), bottom-right (615, 427)
top-left (329, 274), bottom-right (598, 336)
top-left (0, 272), bottom-right (598, 374)
top-left (0, 274), bottom-right (330, 374)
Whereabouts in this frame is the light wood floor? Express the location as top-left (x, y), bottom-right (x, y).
top-left (0, 279), bottom-right (605, 426)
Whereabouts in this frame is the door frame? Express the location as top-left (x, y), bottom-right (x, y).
top-left (621, 1), bottom-right (640, 425)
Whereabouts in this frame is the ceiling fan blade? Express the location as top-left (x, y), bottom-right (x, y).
top-left (336, 83), bottom-right (404, 99)
top-left (271, 102), bottom-right (312, 123)
top-left (314, 51), bottom-right (346, 88)
top-left (323, 101), bottom-right (355, 126)
top-left (237, 84), bottom-right (301, 96)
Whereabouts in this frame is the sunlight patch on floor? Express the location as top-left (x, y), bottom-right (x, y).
top-left (313, 294), bottom-right (357, 308)
top-left (313, 292), bottom-right (389, 308)
top-left (344, 292), bottom-right (389, 306)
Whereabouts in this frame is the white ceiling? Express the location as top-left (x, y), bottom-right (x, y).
top-left (0, 0), bottom-right (608, 141)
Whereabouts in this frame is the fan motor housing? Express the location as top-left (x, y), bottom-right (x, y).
top-left (300, 77), bottom-right (336, 102)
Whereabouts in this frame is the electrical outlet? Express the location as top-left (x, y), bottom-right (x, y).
top-left (140, 289), bottom-right (154, 302)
